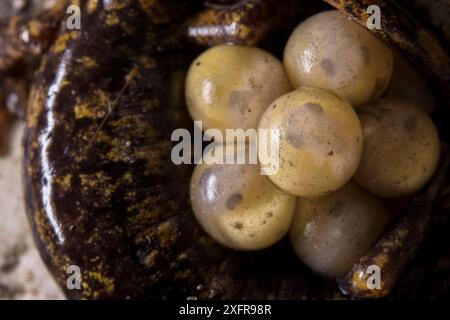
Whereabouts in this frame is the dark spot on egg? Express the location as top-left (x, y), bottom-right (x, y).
top-left (286, 133), bottom-right (303, 149)
top-left (233, 222), bottom-right (244, 230)
top-left (329, 200), bottom-right (347, 217)
top-left (228, 90), bottom-right (252, 115)
top-left (404, 116), bottom-right (418, 133)
top-left (226, 193), bottom-right (243, 210)
top-left (360, 46), bottom-right (371, 65)
top-left (321, 59), bottom-right (335, 76)
top-left (304, 102), bottom-right (323, 113)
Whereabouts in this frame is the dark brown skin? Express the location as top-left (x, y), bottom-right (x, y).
top-left (24, 0), bottom-right (214, 299)
top-left (339, 145), bottom-right (450, 299)
top-left (8, 0), bottom-right (450, 299)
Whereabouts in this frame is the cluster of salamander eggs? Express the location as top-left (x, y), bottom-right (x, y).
top-left (185, 11), bottom-right (440, 277)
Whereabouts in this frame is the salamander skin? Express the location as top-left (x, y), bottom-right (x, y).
top-left (22, 0), bottom-right (336, 300)
top-left (23, 0), bottom-right (214, 299)
top-left (19, 0), bottom-right (450, 300)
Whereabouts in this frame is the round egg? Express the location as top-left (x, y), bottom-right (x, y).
top-left (289, 182), bottom-right (389, 277)
top-left (283, 10), bottom-right (393, 107)
top-left (257, 87), bottom-right (363, 198)
top-left (190, 148), bottom-right (296, 250)
top-left (186, 44), bottom-right (291, 138)
top-left (354, 98), bottom-right (440, 198)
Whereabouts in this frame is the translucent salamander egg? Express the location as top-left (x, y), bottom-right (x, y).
top-left (354, 98), bottom-right (440, 198)
top-left (284, 10), bottom-right (393, 107)
top-left (289, 182), bottom-right (389, 277)
top-left (258, 87), bottom-right (363, 198)
top-left (190, 154), bottom-right (296, 250)
top-left (186, 44), bottom-right (291, 139)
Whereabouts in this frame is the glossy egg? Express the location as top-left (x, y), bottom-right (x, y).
top-left (186, 44), bottom-right (291, 138)
top-left (283, 10), bottom-right (393, 107)
top-left (257, 87), bottom-right (363, 198)
top-left (190, 149), bottom-right (296, 250)
top-left (354, 98), bottom-right (440, 198)
top-left (289, 182), bottom-right (389, 277)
